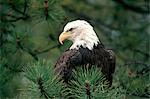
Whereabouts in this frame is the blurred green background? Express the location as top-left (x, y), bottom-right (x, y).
top-left (0, 0), bottom-right (149, 98)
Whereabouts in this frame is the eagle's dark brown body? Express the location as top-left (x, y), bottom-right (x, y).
top-left (55, 43), bottom-right (115, 85)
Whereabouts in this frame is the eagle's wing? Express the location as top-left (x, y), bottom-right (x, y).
top-left (107, 49), bottom-right (116, 74)
top-left (55, 49), bottom-right (82, 83)
top-left (101, 49), bottom-right (116, 86)
top-left (55, 47), bottom-right (115, 86)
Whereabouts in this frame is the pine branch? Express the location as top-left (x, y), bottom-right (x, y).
top-left (113, 0), bottom-right (149, 14)
top-left (119, 82), bottom-right (146, 98)
top-left (85, 80), bottom-right (91, 99)
top-left (124, 61), bottom-right (149, 68)
top-left (37, 77), bottom-right (50, 99)
top-left (4, 64), bottom-right (23, 73)
top-left (44, 0), bottom-right (49, 20)
top-left (23, 0), bottom-right (28, 14)
top-left (1, 0), bottom-right (30, 22)
top-left (124, 61), bottom-right (150, 76)
top-left (133, 49), bottom-right (150, 58)
top-left (24, 60), bottom-right (64, 99)
top-left (16, 37), bottom-right (38, 61)
top-left (115, 43), bottom-right (150, 60)
top-left (35, 44), bottom-right (61, 55)
top-left (5, 16), bottom-right (29, 22)
top-left (125, 90), bottom-right (150, 98)
top-left (64, 67), bottom-right (125, 98)
top-left (8, 0), bottom-right (28, 16)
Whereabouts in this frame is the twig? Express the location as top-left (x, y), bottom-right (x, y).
top-left (113, 0), bottom-right (149, 14)
top-left (6, 16), bottom-right (29, 22)
top-left (8, 0), bottom-right (27, 15)
top-left (126, 91), bottom-right (150, 98)
top-left (124, 61), bottom-right (149, 68)
top-left (4, 64), bottom-right (23, 72)
top-left (38, 77), bottom-right (50, 99)
top-left (85, 80), bottom-right (91, 99)
top-left (44, 0), bottom-right (49, 20)
top-left (23, 0), bottom-right (28, 14)
top-left (133, 49), bottom-right (150, 58)
top-left (115, 43), bottom-right (150, 59)
top-left (35, 44), bottom-right (61, 55)
top-left (124, 61), bottom-right (150, 76)
top-left (16, 37), bottom-right (38, 61)
top-left (7, 0), bottom-right (29, 21)
top-left (120, 82), bottom-right (150, 98)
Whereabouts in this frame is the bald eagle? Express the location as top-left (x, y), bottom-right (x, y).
top-left (55, 20), bottom-right (115, 86)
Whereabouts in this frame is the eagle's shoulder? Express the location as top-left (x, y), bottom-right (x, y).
top-left (55, 49), bottom-right (82, 67)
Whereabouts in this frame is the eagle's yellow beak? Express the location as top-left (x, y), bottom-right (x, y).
top-left (59, 32), bottom-right (71, 44)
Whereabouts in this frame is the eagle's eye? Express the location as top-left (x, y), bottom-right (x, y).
top-left (67, 28), bottom-right (74, 32)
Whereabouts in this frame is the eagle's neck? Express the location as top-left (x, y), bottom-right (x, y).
top-left (69, 31), bottom-right (100, 50)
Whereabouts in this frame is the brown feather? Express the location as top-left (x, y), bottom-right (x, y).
top-left (55, 44), bottom-right (116, 86)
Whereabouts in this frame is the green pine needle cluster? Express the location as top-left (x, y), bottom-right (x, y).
top-left (64, 67), bottom-right (125, 99)
top-left (116, 64), bottom-right (150, 97)
top-left (24, 61), bottom-right (126, 99)
top-left (24, 60), bottom-right (63, 99)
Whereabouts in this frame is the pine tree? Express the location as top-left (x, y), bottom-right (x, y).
top-left (0, 0), bottom-right (64, 98)
top-left (0, 0), bottom-right (149, 99)
top-left (24, 60), bottom-right (125, 99)
top-left (24, 60), bottom-right (64, 99)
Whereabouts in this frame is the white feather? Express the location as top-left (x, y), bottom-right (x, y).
top-left (63, 20), bottom-right (100, 50)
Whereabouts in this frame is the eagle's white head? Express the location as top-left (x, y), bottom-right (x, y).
top-left (59, 20), bottom-right (100, 50)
